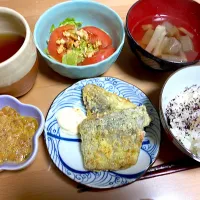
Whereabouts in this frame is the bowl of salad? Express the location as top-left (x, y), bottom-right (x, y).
top-left (34, 0), bottom-right (125, 79)
top-left (126, 0), bottom-right (200, 71)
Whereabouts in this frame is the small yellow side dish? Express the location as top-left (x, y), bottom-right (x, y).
top-left (0, 106), bottom-right (38, 164)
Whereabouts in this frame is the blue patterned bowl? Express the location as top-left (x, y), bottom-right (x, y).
top-left (0, 95), bottom-right (45, 171)
top-left (34, 0), bottom-right (125, 79)
top-left (44, 77), bottom-right (161, 188)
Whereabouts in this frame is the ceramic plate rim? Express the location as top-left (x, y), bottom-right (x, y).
top-left (44, 77), bottom-right (161, 189)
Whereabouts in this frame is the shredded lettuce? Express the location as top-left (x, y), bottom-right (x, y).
top-left (44, 48), bottom-right (55, 60)
top-left (44, 48), bottom-right (49, 55)
top-left (76, 40), bottom-right (87, 52)
top-left (61, 40), bottom-right (98, 65)
top-left (50, 18), bottom-right (82, 33)
top-left (62, 50), bottom-right (84, 65)
top-left (59, 18), bottom-right (82, 28)
top-left (50, 24), bottom-right (55, 33)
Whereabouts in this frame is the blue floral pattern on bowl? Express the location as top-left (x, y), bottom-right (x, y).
top-left (44, 77), bottom-right (161, 188)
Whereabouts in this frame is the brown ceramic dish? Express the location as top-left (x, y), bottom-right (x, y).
top-left (0, 7), bottom-right (38, 97)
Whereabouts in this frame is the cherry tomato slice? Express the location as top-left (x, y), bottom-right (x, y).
top-left (82, 26), bottom-right (112, 48)
top-left (79, 46), bottom-right (115, 65)
top-left (48, 25), bottom-right (75, 62)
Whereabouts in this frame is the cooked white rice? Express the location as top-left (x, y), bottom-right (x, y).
top-left (165, 85), bottom-right (200, 157)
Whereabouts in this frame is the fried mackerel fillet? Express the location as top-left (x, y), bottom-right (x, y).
top-left (79, 106), bottom-right (151, 171)
top-left (82, 84), bottom-right (137, 117)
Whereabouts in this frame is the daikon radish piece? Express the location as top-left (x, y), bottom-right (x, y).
top-left (145, 25), bottom-right (166, 53)
top-left (178, 27), bottom-right (194, 38)
top-left (180, 35), bottom-right (194, 52)
top-left (153, 29), bottom-right (167, 56)
top-left (142, 24), bottom-right (153, 31)
top-left (160, 37), bottom-right (169, 53)
top-left (161, 54), bottom-right (186, 62)
top-left (162, 21), bottom-right (179, 37)
top-left (179, 50), bottom-right (188, 62)
top-left (141, 28), bottom-right (154, 45)
top-left (163, 37), bottom-right (182, 55)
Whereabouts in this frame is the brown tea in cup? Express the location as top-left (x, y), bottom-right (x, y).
top-left (0, 7), bottom-right (38, 97)
top-left (0, 33), bottom-right (24, 63)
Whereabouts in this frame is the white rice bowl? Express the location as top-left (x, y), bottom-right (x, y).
top-left (160, 65), bottom-right (200, 162)
top-left (165, 85), bottom-right (200, 157)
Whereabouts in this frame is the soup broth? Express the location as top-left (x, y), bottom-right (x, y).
top-left (131, 15), bottom-right (200, 62)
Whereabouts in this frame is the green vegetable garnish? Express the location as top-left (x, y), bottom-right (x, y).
top-left (62, 50), bottom-right (84, 65)
top-left (44, 48), bottom-right (55, 60)
top-left (50, 18), bottom-right (82, 34)
top-left (87, 43), bottom-right (96, 53)
top-left (44, 48), bottom-right (49, 55)
top-left (77, 40), bottom-right (87, 51)
top-left (50, 24), bottom-right (56, 33)
top-left (59, 18), bottom-right (82, 28)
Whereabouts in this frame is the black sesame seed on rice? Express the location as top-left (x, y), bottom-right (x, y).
top-left (165, 85), bottom-right (200, 157)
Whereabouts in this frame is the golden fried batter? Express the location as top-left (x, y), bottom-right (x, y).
top-left (82, 84), bottom-right (137, 117)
